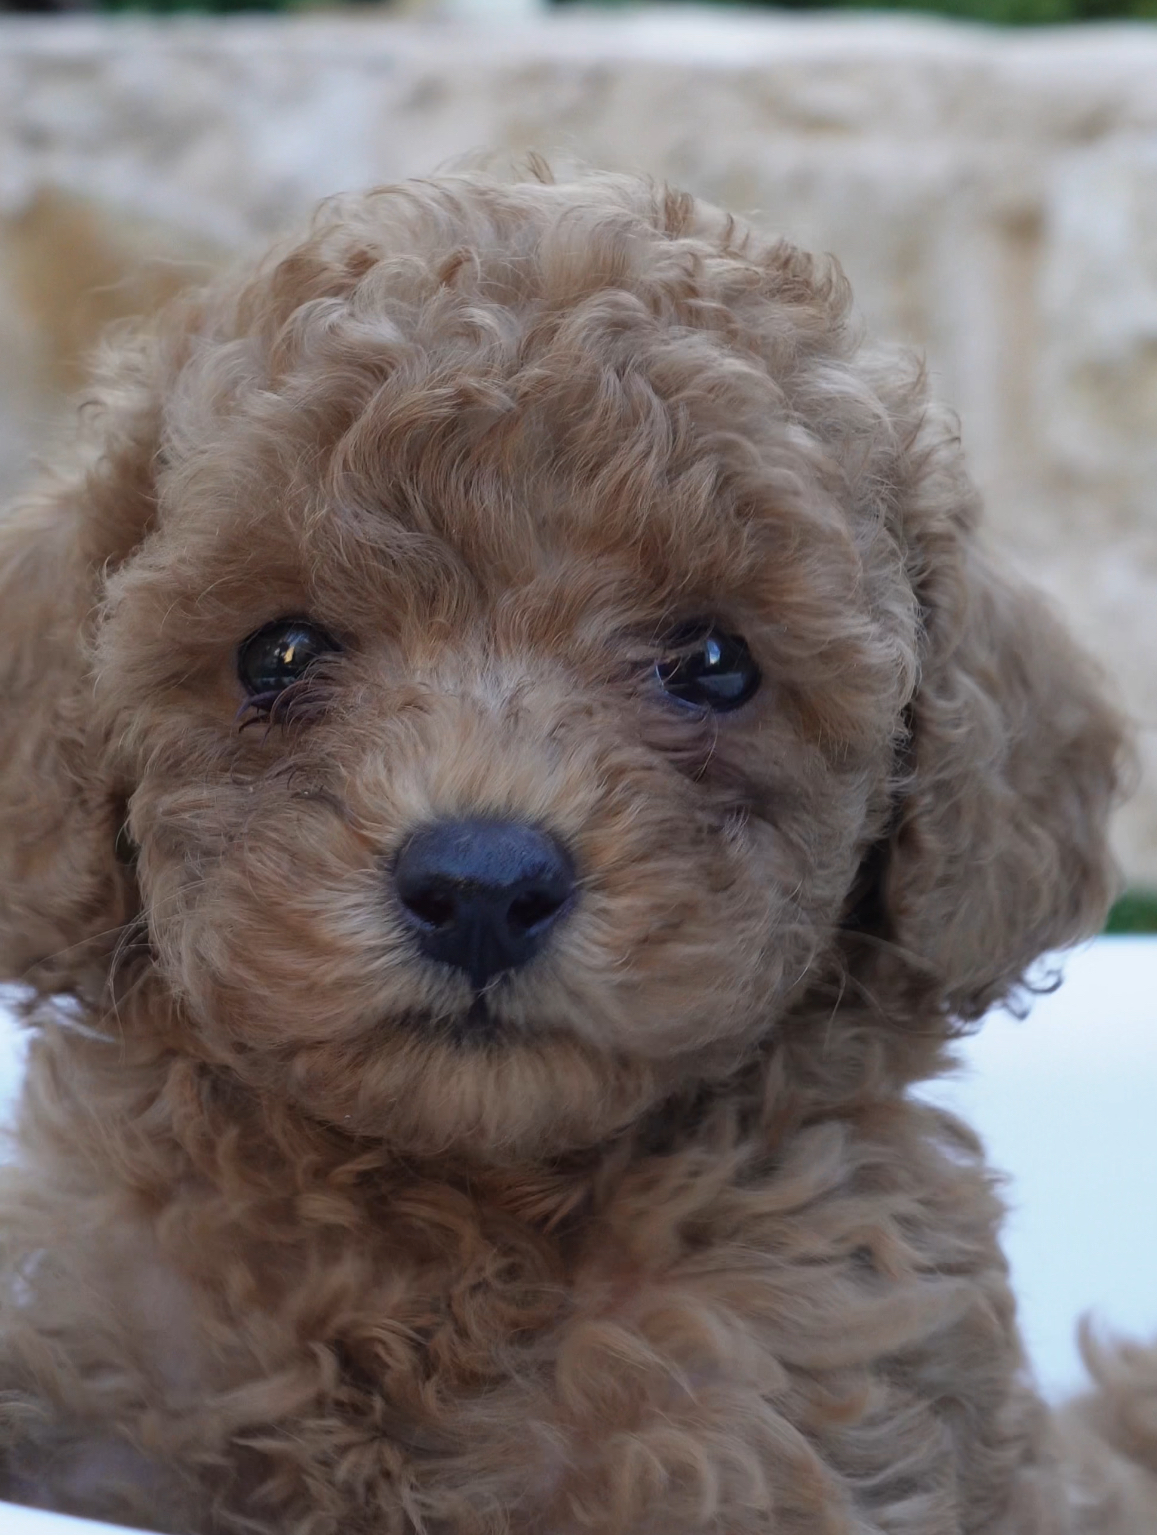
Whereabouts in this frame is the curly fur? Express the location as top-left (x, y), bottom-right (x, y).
top-left (0, 169), bottom-right (1149, 1534)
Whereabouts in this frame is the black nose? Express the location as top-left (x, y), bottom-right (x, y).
top-left (393, 819), bottom-right (576, 989)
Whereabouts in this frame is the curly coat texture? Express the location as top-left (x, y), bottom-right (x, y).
top-left (0, 170), bottom-right (1151, 1535)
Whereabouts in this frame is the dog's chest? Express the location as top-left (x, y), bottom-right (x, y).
top-left (196, 1187), bottom-right (851, 1531)
top-left (20, 1121), bottom-right (1025, 1535)
top-left (207, 1140), bottom-right (1021, 1535)
top-left (252, 1217), bottom-right (769, 1531)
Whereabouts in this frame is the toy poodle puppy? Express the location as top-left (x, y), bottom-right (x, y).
top-left (0, 169), bottom-right (1153, 1535)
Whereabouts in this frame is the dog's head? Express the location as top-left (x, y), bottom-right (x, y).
top-left (0, 174), bottom-right (1125, 1160)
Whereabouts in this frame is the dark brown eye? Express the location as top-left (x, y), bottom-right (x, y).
top-left (655, 624), bottom-right (761, 713)
top-left (237, 618), bottom-right (340, 698)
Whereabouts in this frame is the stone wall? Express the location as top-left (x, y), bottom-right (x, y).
top-left (2, 9), bottom-right (1155, 879)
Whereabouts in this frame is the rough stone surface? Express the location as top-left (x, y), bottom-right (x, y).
top-left (1, 9), bottom-right (1155, 880)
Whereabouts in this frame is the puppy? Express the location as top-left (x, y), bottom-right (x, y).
top-left (0, 170), bottom-right (1152, 1534)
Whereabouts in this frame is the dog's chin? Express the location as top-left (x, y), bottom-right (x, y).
top-left (281, 1010), bottom-right (667, 1165)
top-left (387, 994), bottom-right (518, 1050)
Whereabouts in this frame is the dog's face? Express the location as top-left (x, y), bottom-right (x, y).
top-left (0, 177), bottom-right (1123, 1161)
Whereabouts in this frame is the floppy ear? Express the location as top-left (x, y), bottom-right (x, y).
top-left (867, 426), bottom-right (1128, 1023)
top-left (0, 329), bottom-right (162, 992)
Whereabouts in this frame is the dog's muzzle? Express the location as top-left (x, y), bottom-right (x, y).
top-left (392, 819), bottom-right (576, 990)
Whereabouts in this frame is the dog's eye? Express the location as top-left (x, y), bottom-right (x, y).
top-left (237, 618), bottom-right (340, 697)
top-left (655, 624), bottom-right (761, 712)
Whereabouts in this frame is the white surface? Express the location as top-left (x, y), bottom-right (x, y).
top-left (921, 937), bottom-right (1157, 1400)
top-left (0, 937), bottom-right (1154, 1421)
top-left (0, 1503), bottom-right (143, 1535)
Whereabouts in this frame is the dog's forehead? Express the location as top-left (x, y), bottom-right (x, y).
top-left (142, 180), bottom-right (883, 662)
top-left (156, 286), bottom-right (854, 639)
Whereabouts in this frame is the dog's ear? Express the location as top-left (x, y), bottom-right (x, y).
top-left (0, 328), bottom-right (163, 992)
top-left (864, 426), bottom-right (1128, 1022)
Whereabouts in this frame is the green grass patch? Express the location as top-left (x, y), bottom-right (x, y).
top-left (1105, 888), bottom-right (1157, 935)
top-left (97, 0), bottom-right (1157, 18)
top-left (92, 0), bottom-right (1157, 32)
top-left (553, 0), bottom-right (1157, 22)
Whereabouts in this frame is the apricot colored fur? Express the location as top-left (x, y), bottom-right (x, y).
top-left (0, 171), bottom-right (1152, 1534)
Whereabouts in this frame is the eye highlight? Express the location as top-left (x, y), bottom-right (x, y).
top-left (655, 624), bottom-right (761, 713)
top-left (237, 618), bottom-right (341, 699)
